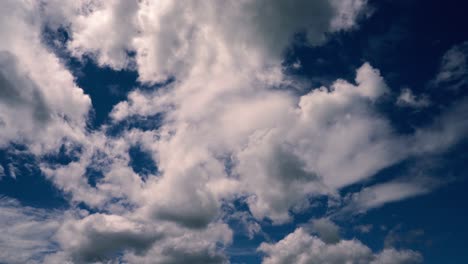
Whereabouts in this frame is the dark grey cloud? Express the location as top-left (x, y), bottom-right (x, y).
top-left (53, 214), bottom-right (166, 264)
top-left (155, 205), bottom-right (218, 229)
top-left (307, 218), bottom-right (341, 244)
top-left (70, 229), bottom-right (160, 263)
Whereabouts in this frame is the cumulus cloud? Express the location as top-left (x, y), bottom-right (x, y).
top-left (0, 199), bottom-right (232, 264)
top-left (0, 0), bottom-right (91, 153)
top-left (53, 213), bottom-right (160, 263)
top-left (44, 58), bottom-right (466, 232)
top-left (258, 228), bottom-right (422, 264)
top-left (122, 222), bottom-right (232, 264)
top-left (104, 62), bottom-right (403, 227)
top-left (1, 0), bottom-right (467, 263)
top-left (53, 0), bottom-right (367, 83)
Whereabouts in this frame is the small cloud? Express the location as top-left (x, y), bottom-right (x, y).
top-left (339, 180), bottom-right (434, 215)
top-left (355, 224), bottom-right (373, 234)
top-left (396, 88), bottom-right (431, 108)
top-left (0, 165), bottom-right (4, 178)
top-left (7, 163), bottom-right (17, 179)
top-left (384, 225), bottom-right (426, 249)
top-left (292, 59), bottom-right (302, 69)
top-left (432, 41), bottom-right (468, 90)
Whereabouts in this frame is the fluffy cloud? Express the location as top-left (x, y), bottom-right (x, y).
top-left (258, 227), bottom-right (422, 264)
top-left (53, 213), bottom-right (160, 263)
top-left (121, 61), bottom-right (466, 226)
top-left (1, 0), bottom-right (467, 263)
top-left (0, 206), bottom-right (233, 264)
top-left (13, 0), bottom-right (373, 229)
top-left (54, 0), bottom-right (367, 83)
top-left (0, 0), bottom-right (91, 153)
top-left (111, 62), bottom-right (399, 225)
top-left (122, 222), bottom-right (232, 264)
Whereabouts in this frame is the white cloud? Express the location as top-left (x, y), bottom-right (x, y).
top-left (258, 228), bottom-right (422, 264)
top-left (122, 222), bottom-right (232, 264)
top-left (0, 198), bottom-right (232, 264)
top-left (372, 248), bottom-right (423, 264)
top-left (107, 62), bottom-right (398, 225)
top-left (0, 198), bottom-right (62, 264)
top-left (410, 97), bottom-right (468, 154)
top-left (0, 0), bottom-right (91, 154)
top-left (1, 0), bottom-right (467, 262)
top-left (397, 88), bottom-right (431, 108)
top-left (433, 41), bottom-right (468, 90)
top-left (355, 224), bottom-right (373, 234)
top-left (341, 182), bottom-right (431, 214)
top-left (50, 0), bottom-right (367, 83)
top-left (103, 61), bottom-right (468, 227)
top-left (52, 213), bottom-right (161, 263)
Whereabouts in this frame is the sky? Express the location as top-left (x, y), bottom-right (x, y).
top-left (0, 0), bottom-right (467, 263)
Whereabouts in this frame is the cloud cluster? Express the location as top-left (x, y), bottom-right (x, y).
top-left (259, 228), bottom-right (422, 264)
top-left (0, 0), bottom-right (91, 153)
top-left (51, 0), bottom-right (366, 82)
top-left (0, 0), bottom-right (467, 263)
top-left (45, 213), bottom-right (232, 264)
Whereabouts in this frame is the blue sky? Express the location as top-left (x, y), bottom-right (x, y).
top-left (0, 0), bottom-right (467, 263)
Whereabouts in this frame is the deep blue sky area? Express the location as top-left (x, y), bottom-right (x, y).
top-left (0, 0), bottom-right (467, 263)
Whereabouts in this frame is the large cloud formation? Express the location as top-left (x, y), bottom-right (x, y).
top-left (0, 0), bottom-right (91, 153)
top-left (259, 228), bottom-right (422, 264)
top-left (0, 0), bottom-right (467, 263)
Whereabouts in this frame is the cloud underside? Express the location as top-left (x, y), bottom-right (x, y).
top-left (0, 0), bottom-right (467, 263)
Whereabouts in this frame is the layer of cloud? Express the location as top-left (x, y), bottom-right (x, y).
top-left (0, 0), bottom-right (91, 153)
top-left (1, 0), bottom-right (467, 263)
top-left (259, 227), bottom-right (422, 264)
top-left (341, 181), bottom-right (431, 214)
top-left (0, 198), bottom-right (232, 264)
top-left (0, 198), bottom-right (62, 264)
top-left (49, 0), bottom-right (367, 83)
